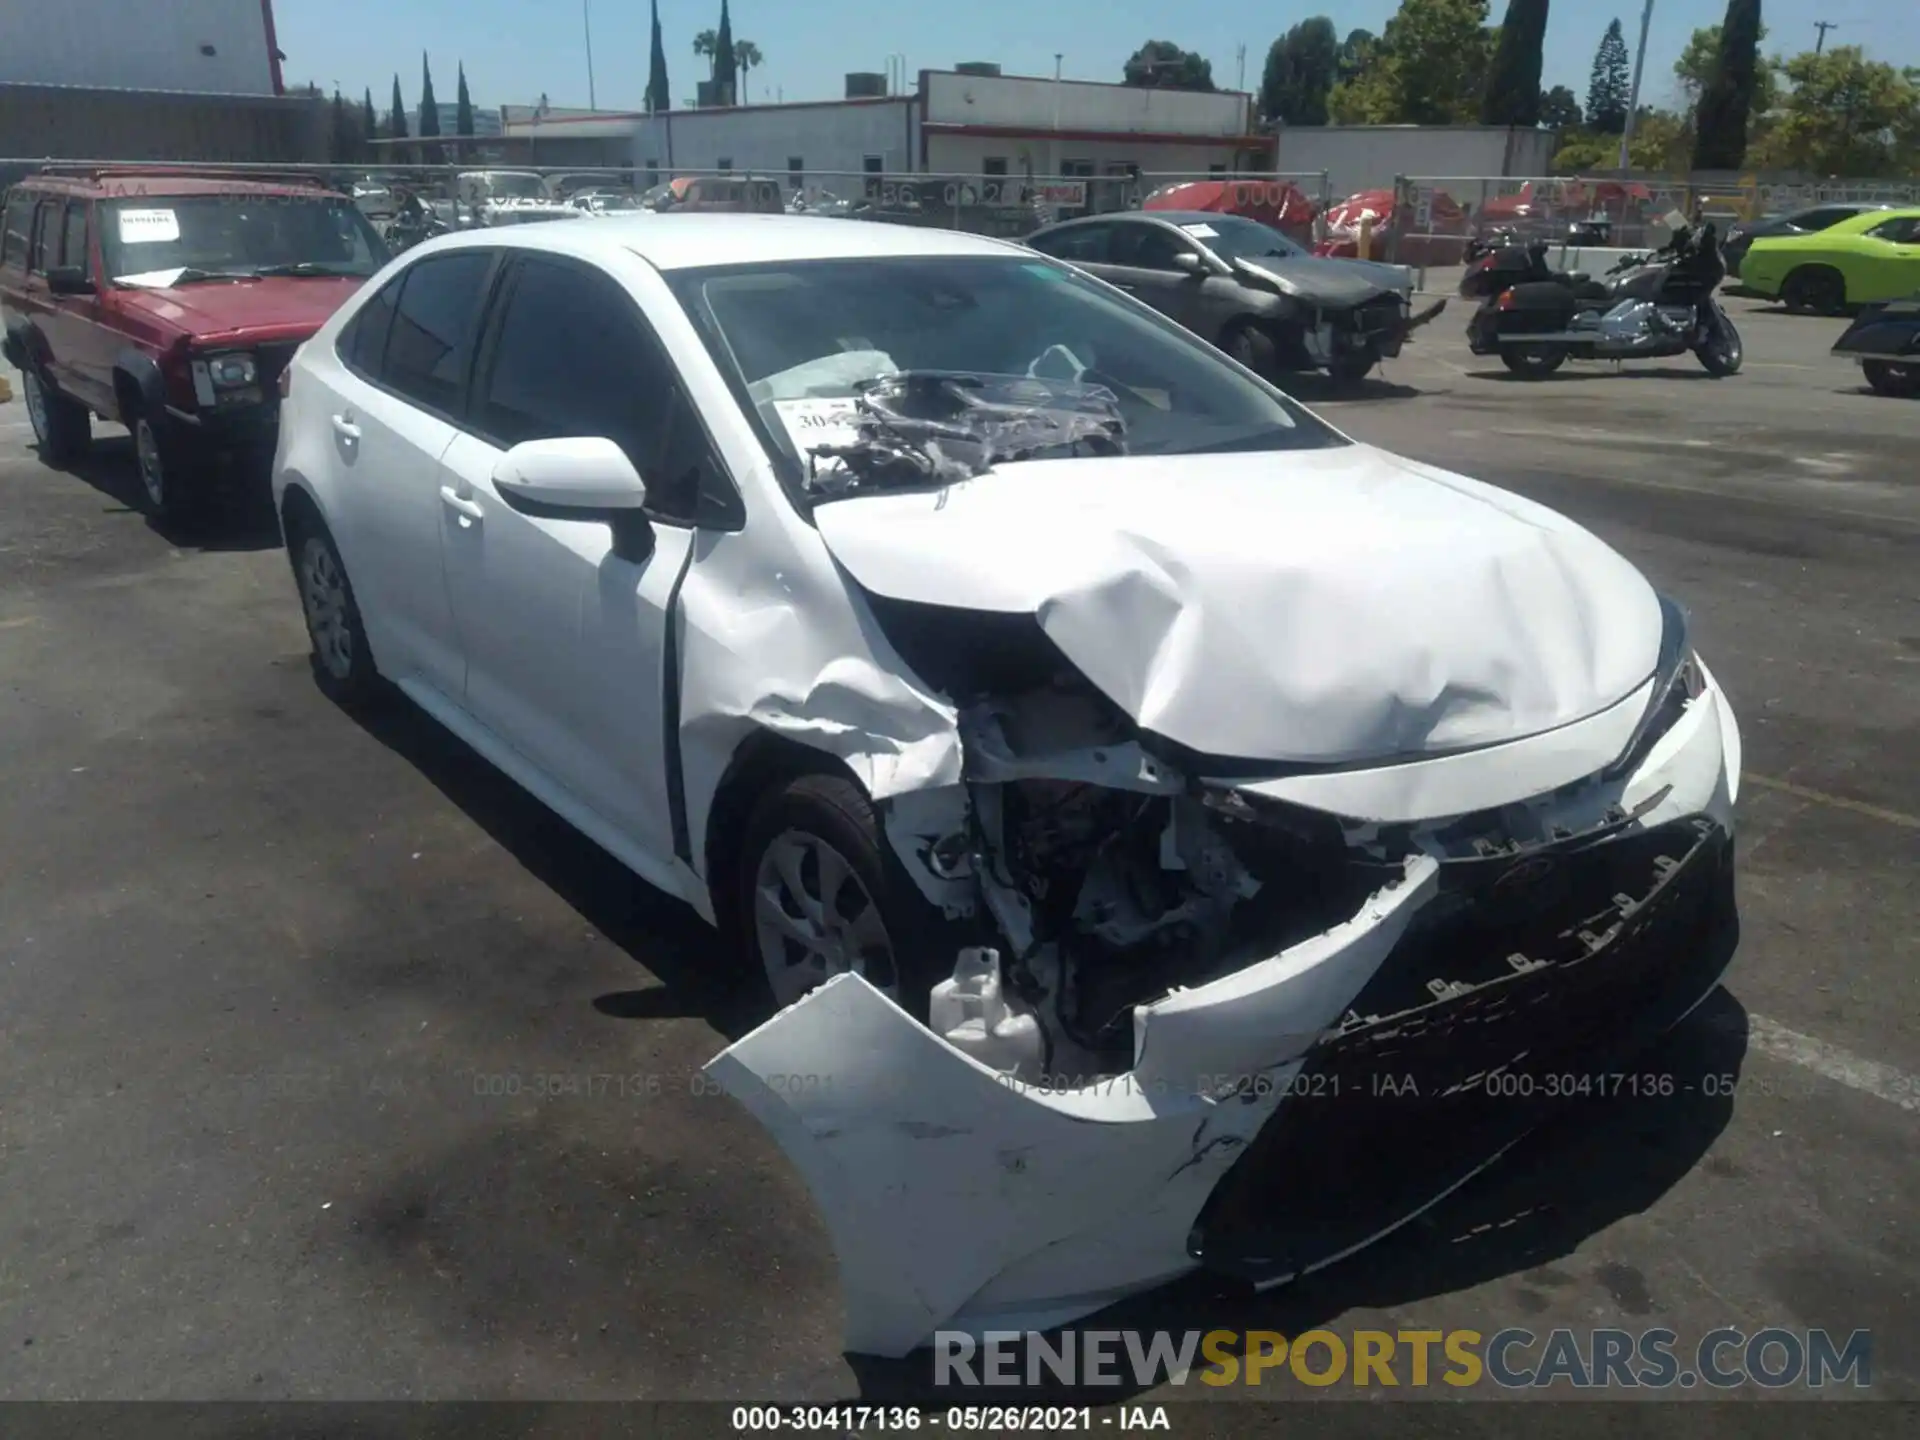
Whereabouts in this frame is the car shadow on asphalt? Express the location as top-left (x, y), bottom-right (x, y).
top-left (344, 689), bottom-right (764, 1039)
top-left (47, 434), bottom-right (283, 554)
top-left (1282, 373), bottom-right (1425, 403)
top-left (846, 986), bottom-right (1752, 1405)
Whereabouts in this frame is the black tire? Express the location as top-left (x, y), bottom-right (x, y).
top-left (1781, 267), bottom-right (1845, 315)
top-left (285, 511), bottom-right (381, 708)
top-left (1863, 360), bottom-right (1919, 398)
top-left (1326, 350), bottom-right (1377, 385)
top-left (1695, 313), bottom-right (1744, 377)
top-left (733, 771), bottom-right (957, 1023)
top-left (129, 411), bottom-right (200, 525)
top-left (1219, 318), bottom-right (1269, 375)
top-left (1500, 344), bottom-right (1566, 378)
top-left (21, 368), bottom-right (91, 467)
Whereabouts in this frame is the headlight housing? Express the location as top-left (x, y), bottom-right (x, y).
top-left (206, 353), bottom-right (257, 388)
top-left (1604, 594), bottom-right (1704, 779)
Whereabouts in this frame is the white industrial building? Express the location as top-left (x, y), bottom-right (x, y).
top-left (0, 0), bottom-right (286, 95)
top-left (0, 0), bottom-right (324, 170)
top-left (610, 66), bottom-right (1267, 191)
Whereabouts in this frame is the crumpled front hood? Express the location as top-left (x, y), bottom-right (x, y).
top-left (815, 445), bottom-right (1662, 765)
top-left (1234, 256), bottom-right (1412, 306)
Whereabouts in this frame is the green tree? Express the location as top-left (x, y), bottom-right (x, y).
top-left (329, 88), bottom-right (354, 165)
top-left (388, 74), bottom-right (409, 140)
top-left (693, 30), bottom-right (718, 79)
top-left (455, 63), bottom-right (474, 139)
top-left (1676, 21), bottom-right (1776, 114)
top-left (362, 87), bottom-right (378, 145)
top-left (1261, 17), bottom-right (1340, 126)
top-left (1539, 83), bottom-right (1583, 130)
top-left (1123, 40), bottom-right (1217, 91)
top-left (713, 0), bottom-right (738, 104)
top-left (1328, 0), bottom-right (1493, 125)
top-left (733, 40), bottom-right (763, 104)
top-left (1482, 0), bottom-right (1550, 127)
top-left (1586, 19), bottom-right (1630, 133)
top-left (1751, 46), bottom-right (1920, 177)
top-left (418, 54), bottom-right (440, 138)
top-left (1338, 29), bottom-right (1377, 84)
top-left (1692, 0), bottom-right (1763, 169)
top-left (646, 0), bottom-right (672, 113)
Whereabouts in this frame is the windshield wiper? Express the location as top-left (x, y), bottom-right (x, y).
top-left (169, 268), bottom-right (263, 284)
top-left (253, 261), bottom-right (367, 278)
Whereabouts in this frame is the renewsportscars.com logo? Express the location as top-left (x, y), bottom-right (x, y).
top-left (934, 1327), bottom-right (1873, 1390)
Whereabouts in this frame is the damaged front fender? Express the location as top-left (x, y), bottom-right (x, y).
top-left (702, 856), bottom-right (1438, 1357)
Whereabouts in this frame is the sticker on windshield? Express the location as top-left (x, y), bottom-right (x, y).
top-left (118, 208), bottom-right (181, 244)
top-left (771, 398), bottom-right (864, 478)
top-left (1179, 223), bottom-right (1219, 238)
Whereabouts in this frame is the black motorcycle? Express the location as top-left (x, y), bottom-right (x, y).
top-left (381, 191), bottom-right (452, 253)
top-left (1831, 296), bottom-right (1920, 398)
top-left (1462, 222), bottom-right (1743, 380)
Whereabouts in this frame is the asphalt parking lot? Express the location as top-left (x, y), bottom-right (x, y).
top-left (1, 294), bottom-right (1915, 1426)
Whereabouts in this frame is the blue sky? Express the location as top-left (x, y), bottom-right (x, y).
top-left (276, 1), bottom-right (1920, 114)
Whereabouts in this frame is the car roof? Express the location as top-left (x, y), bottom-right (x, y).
top-left (14, 171), bottom-right (338, 200)
top-left (409, 213), bottom-right (1029, 271)
top-left (1830, 206), bottom-right (1920, 228)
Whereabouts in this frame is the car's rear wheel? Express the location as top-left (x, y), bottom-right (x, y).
top-left (22, 369), bottom-right (91, 466)
top-left (734, 772), bottom-right (953, 1022)
top-left (1781, 266), bottom-right (1845, 315)
top-left (1863, 360), bottom-right (1919, 398)
top-left (287, 513), bottom-right (380, 707)
top-left (1500, 344), bottom-right (1566, 378)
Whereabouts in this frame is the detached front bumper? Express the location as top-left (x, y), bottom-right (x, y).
top-left (706, 666), bottom-right (1743, 1358)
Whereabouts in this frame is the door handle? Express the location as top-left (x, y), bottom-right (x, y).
top-left (330, 413), bottom-right (360, 441)
top-left (439, 485), bottom-right (484, 522)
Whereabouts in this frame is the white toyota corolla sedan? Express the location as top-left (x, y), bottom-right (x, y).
top-left (272, 215), bottom-right (1743, 1357)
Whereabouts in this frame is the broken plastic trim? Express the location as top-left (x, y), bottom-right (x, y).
top-left (703, 856), bottom-right (1437, 1358)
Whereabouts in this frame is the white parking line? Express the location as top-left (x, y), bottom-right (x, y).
top-left (1746, 1016), bottom-right (1920, 1115)
top-left (1746, 773), bottom-right (1920, 831)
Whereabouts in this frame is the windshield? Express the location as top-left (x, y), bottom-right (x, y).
top-left (102, 194), bottom-right (388, 284)
top-left (669, 254), bottom-right (1344, 492)
top-left (468, 172), bottom-right (549, 200)
top-left (1175, 215), bottom-right (1309, 262)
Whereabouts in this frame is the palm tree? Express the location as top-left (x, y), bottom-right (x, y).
top-left (693, 28), bottom-right (718, 79)
top-left (732, 40), bottom-right (763, 103)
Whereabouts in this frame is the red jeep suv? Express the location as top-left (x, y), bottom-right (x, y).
top-left (1, 167), bottom-right (389, 522)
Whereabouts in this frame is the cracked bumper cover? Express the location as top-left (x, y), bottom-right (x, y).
top-left (704, 665), bottom-right (1742, 1358)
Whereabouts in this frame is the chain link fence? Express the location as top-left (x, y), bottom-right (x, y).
top-left (3, 158), bottom-right (1337, 249)
top-left (1386, 173), bottom-right (1920, 272)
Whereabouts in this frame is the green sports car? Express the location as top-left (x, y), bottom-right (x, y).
top-left (1740, 206), bottom-right (1920, 313)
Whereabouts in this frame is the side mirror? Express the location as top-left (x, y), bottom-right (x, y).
top-left (492, 437), bottom-right (654, 561)
top-left (1170, 251), bottom-right (1205, 275)
top-left (46, 265), bottom-right (95, 296)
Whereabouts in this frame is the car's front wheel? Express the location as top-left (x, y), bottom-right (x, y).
top-left (288, 514), bottom-right (380, 706)
top-left (1327, 350), bottom-right (1378, 385)
top-left (129, 413), bottom-right (200, 524)
top-left (22, 369), bottom-right (91, 466)
top-left (735, 772), bottom-right (953, 1022)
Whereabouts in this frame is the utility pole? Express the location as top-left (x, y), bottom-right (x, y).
top-left (583, 0), bottom-right (597, 109)
top-left (1618, 0), bottom-right (1655, 172)
top-left (1236, 44), bottom-right (1246, 93)
top-left (1814, 21), bottom-right (1838, 54)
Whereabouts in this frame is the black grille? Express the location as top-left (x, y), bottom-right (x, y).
top-left (1189, 817), bottom-right (1738, 1282)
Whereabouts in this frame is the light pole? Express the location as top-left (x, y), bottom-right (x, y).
top-left (583, 0), bottom-right (597, 109)
top-left (1618, 0), bottom-right (1655, 171)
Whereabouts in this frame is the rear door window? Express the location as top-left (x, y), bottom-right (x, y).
top-left (337, 271), bottom-right (405, 378)
top-left (30, 201), bottom-right (61, 276)
top-left (60, 202), bottom-right (89, 272)
top-left (1, 190), bottom-right (34, 270)
top-left (380, 250), bottom-right (495, 415)
top-left (1028, 224), bottom-right (1112, 262)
